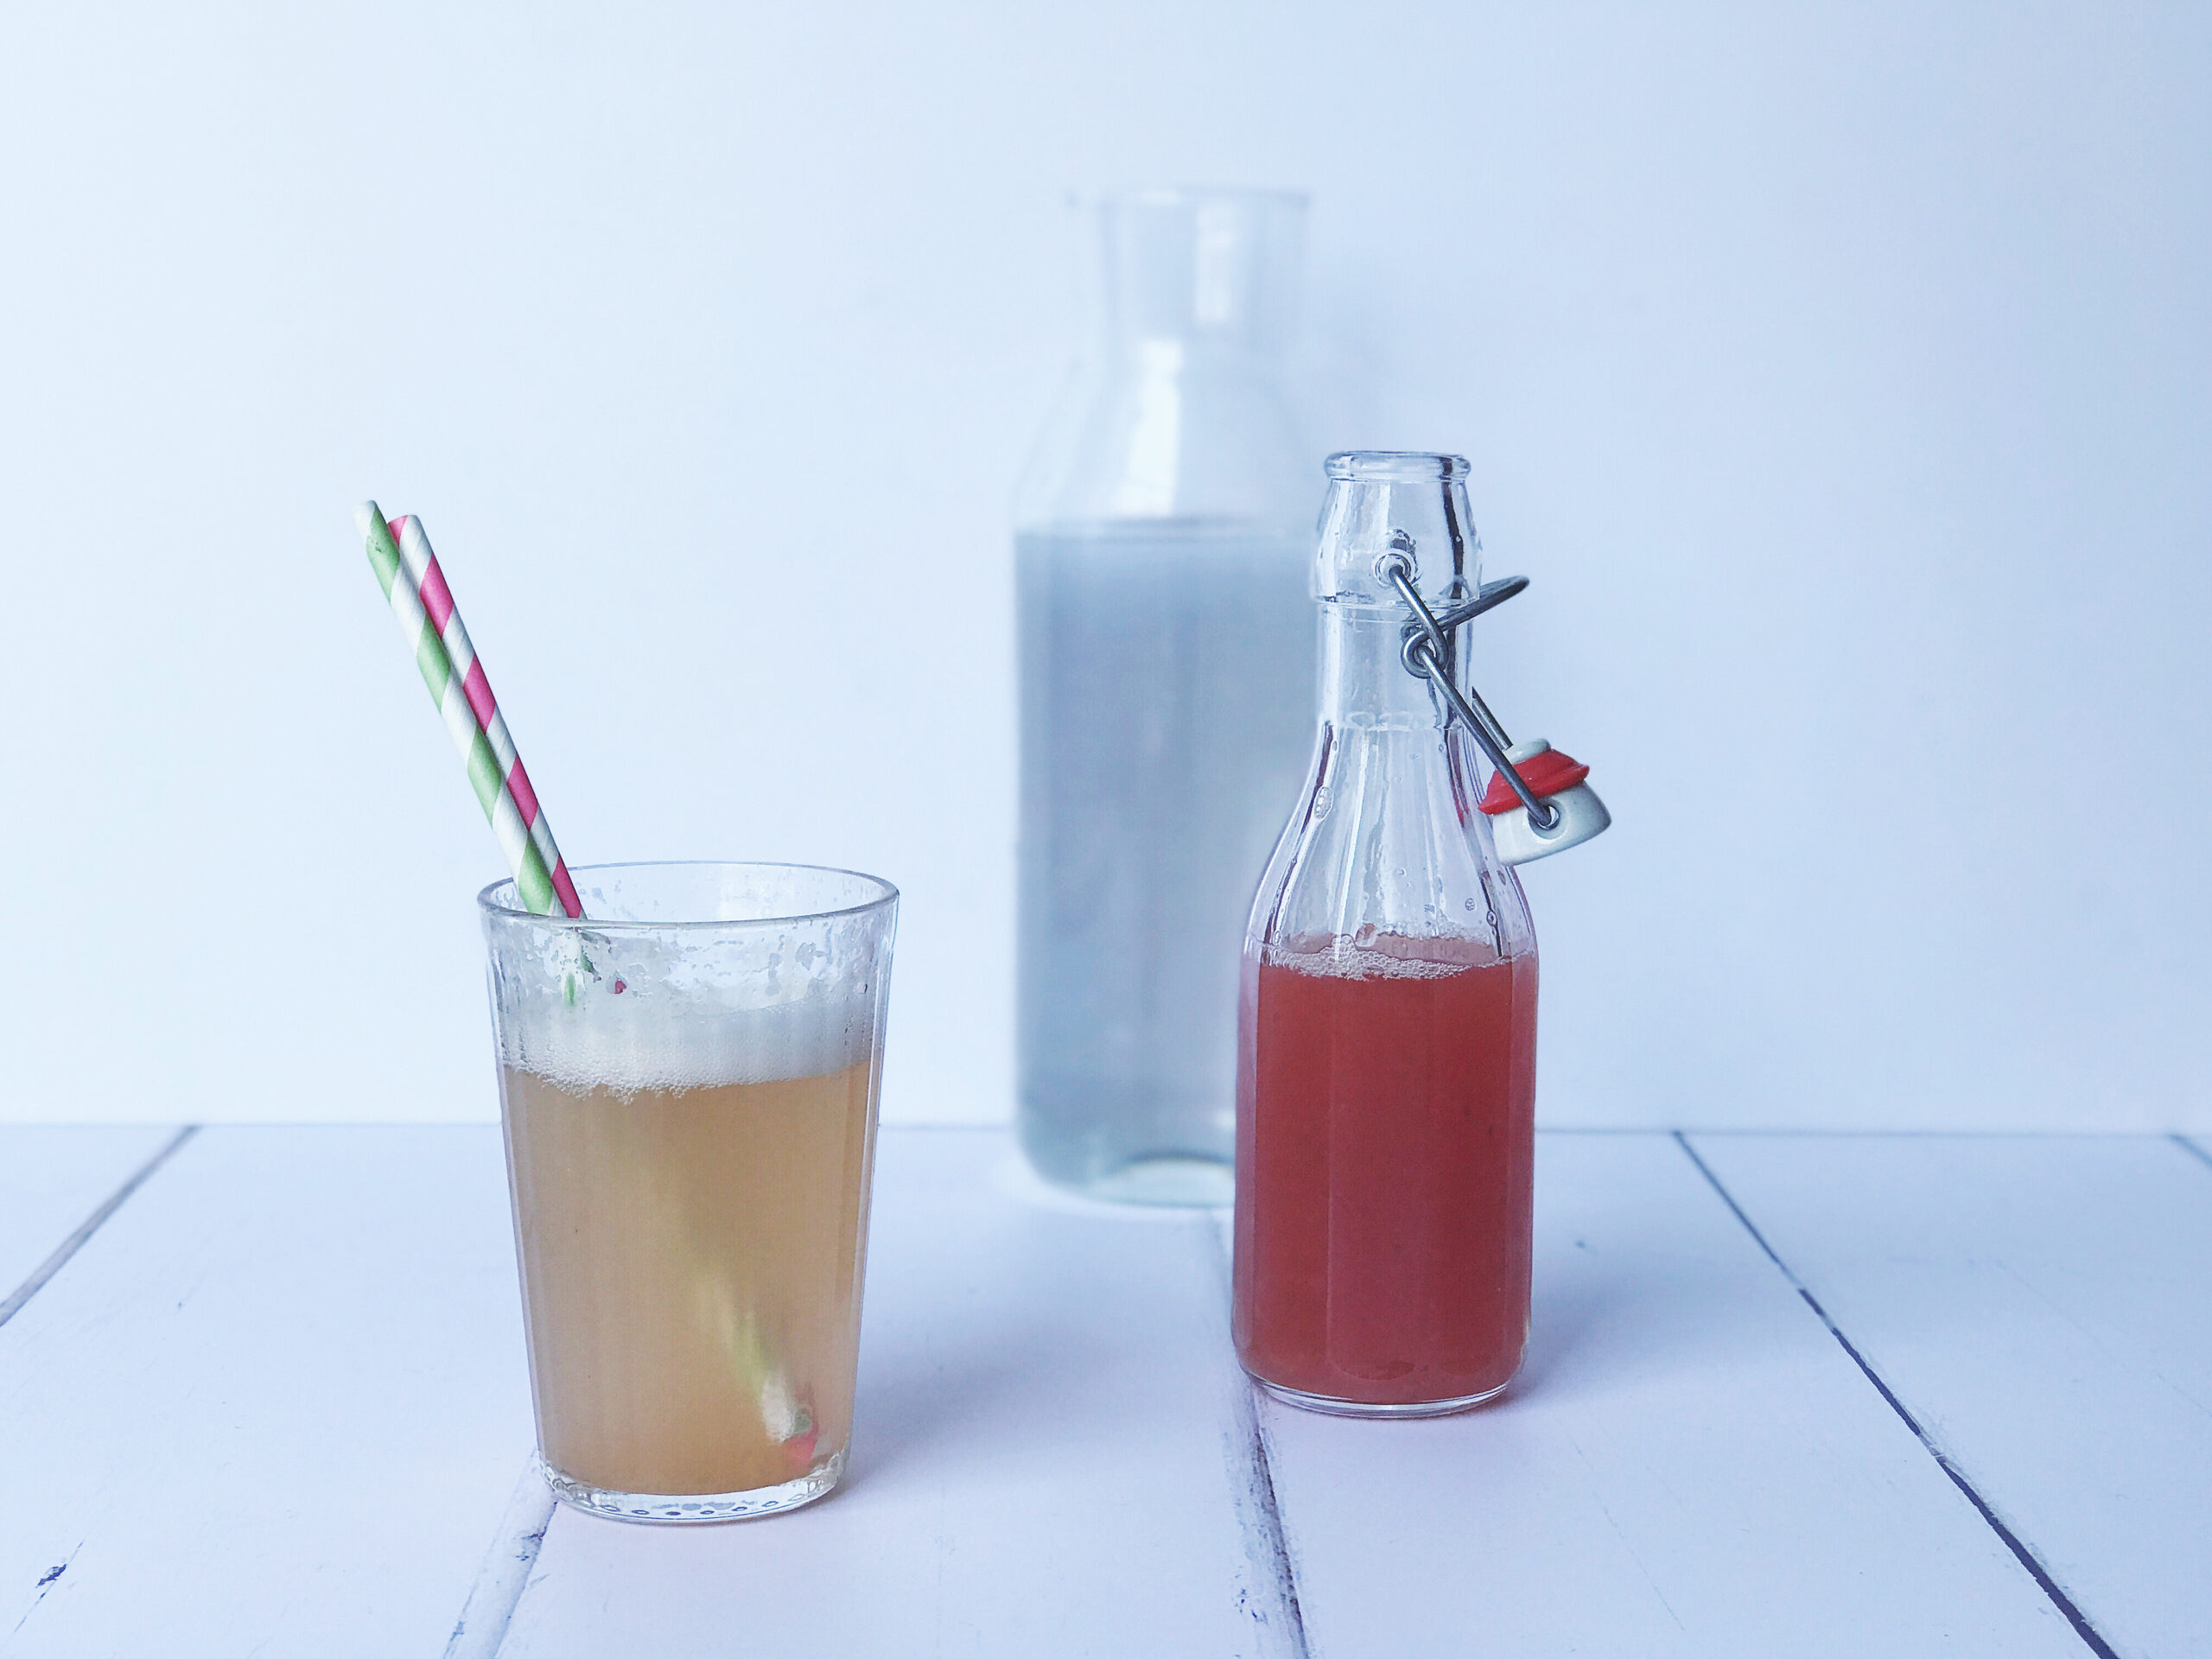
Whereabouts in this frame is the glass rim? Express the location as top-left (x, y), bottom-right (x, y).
top-left (476, 860), bottom-right (899, 931)
top-left (1326, 451), bottom-right (1471, 481)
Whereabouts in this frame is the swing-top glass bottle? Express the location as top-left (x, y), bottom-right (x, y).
top-left (1234, 452), bottom-right (1539, 1415)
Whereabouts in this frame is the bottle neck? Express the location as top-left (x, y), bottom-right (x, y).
top-left (1251, 595), bottom-right (1522, 957)
top-left (1318, 603), bottom-right (1460, 729)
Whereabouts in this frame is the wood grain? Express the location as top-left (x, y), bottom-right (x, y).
top-left (0, 1126), bottom-right (185, 1320)
top-left (499, 1129), bottom-right (1293, 1658)
top-left (3, 1126), bottom-right (2201, 1657)
top-left (1256, 1134), bottom-right (2088, 1658)
top-left (1691, 1133), bottom-right (2212, 1659)
top-left (0, 1127), bottom-right (534, 1656)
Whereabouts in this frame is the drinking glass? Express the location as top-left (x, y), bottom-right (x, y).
top-left (480, 861), bottom-right (898, 1520)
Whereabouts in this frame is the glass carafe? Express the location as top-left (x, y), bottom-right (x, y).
top-left (1015, 188), bottom-right (1312, 1205)
top-left (1233, 452), bottom-right (1539, 1414)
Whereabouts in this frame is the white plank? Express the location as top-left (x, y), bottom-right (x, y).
top-left (0, 1126), bottom-right (536, 1655)
top-left (0, 1126), bottom-right (184, 1309)
top-left (1691, 1133), bottom-right (2212, 1659)
top-left (1257, 1134), bottom-right (2087, 1659)
top-left (499, 1128), bottom-right (1295, 1659)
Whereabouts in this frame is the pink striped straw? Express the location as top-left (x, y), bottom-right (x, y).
top-left (390, 514), bottom-right (584, 919)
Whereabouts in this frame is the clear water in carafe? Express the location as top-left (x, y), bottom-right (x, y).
top-left (1016, 519), bottom-right (1313, 1203)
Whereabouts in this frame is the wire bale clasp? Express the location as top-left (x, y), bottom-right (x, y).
top-left (1378, 536), bottom-right (1611, 866)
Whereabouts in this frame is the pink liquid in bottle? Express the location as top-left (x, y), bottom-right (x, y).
top-left (1233, 941), bottom-right (1536, 1408)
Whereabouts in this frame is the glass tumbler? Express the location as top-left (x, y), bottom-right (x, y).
top-left (480, 861), bottom-right (898, 1521)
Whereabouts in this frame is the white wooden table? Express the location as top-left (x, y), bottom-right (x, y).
top-left (3, 1126), bottom-right (2207, 1657)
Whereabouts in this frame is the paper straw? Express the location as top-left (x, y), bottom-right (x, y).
top-left (389, 513), bottom-right (584, 920)
top-left (356, 502), bottom-right (582, 918)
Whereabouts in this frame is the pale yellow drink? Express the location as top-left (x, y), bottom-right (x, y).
top-left (480, 861), bottom-right (897, 1522)
top-left (499, 1058), bottom-right (878, 1501)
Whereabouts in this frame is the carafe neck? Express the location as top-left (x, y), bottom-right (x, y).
top-left (1097, 190), bottom-right (1303, 359)
top-left (1016, 191), bottom-right (1309, 531)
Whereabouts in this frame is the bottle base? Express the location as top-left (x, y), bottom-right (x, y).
top-left (538, 1448), bottom-right (845, 1523)
top-left (1253, 1376), bottom-right (1513, 1419)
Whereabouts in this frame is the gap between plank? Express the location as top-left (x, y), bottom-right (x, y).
top-left (1230, 1375), bottom-right (1315, 1659)
top-left (1672, 1133), bottom-right (2120, 1659)
top-left (2170, 1134), bottom-right (2212, 1174)
top-left (0, 1126), bottom-right (199, 1331)
top-left (1204, 1215), bottom-right (1314, 1659)
top-left (442, 1462), bottom-right (556, 1659)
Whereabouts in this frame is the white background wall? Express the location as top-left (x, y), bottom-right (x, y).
top-left (2, 1), bottom-right (2206, 1130)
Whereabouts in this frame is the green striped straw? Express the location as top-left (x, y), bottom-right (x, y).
top-left (355, 502), bottom-right (579, 918)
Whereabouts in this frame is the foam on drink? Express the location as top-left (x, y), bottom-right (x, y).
top-left (497, 931), bottom-right (880, 1096)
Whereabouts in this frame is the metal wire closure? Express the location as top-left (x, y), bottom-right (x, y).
top-left (1377, 539), bottom-right (1561, 832)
